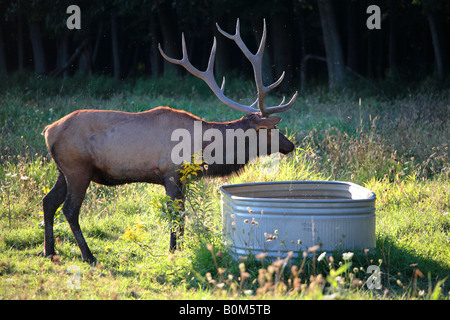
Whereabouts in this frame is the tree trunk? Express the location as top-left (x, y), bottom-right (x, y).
top-left (301, 55), bottom-right (327, 90)
top-left (0, 25), bottom-right (7, 74)
top-left (51, 40), bottom-right (87, 77)
top-left (299, 8), bottom-right (308, 89)
top-left (111, 14), bottom-right (121, 80)
top-left (92, 21), bottom-right (104, 70)
top-left (376, 28), bottom-right (383, 79)
top-left (214, 27), bottom-right (230, 81)
top-left (299, 8), bottom-right (307, 61)
top-left (367, 30), bottom-right (374, 78)
top-left (150, 12), bottom-right (162, 78)
top-left (270, 11), bottom-right (294, 93)
top-left (17, 16), bottom-right (24, 72)
top-left (78, 46), bottom-right (93, 76)
top-left (28, 20), bottom-right (47, 74)
top-left (57, 36), bottom-right (69, 78)
top-left (427, 10), bottom-right (447, 80)
top-left (158, 2), bottom-right (180, 76)
top-left (317, 0), bottom-right (345, 89)
top-left (388, 0), bottom-right (399, 77)
top-left (346, 0), bottom-right (359, 73)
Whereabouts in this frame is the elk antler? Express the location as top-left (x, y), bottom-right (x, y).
top-left (158, 19), bottom-right (297, 117)
top-left (217, 19), bottom-right (297, 117)
top-left (158, 33), bottom-right (259, 114)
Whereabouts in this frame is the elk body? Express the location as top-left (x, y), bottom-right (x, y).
top-left (42, 19), bottom-right (297, 263)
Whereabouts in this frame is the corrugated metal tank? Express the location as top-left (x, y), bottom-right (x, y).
top-left (220, 181), bottom-right (376, 258)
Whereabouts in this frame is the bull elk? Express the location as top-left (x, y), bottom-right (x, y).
top-left (41, 19), bottom-right (297, 263)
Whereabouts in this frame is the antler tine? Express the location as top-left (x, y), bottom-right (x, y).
top-left (217, 18), bottom-right (297, 117)
top-left (262, 91), bottom-right (298, 116)
top-left (216, 19), bottom-right (263, 95)
top-left (158, 34), bottom-right (259, 114)
top-left (256, 18), bottom-right (267, 56)
top-left (266, 71), bottom-right (285, 91)
top-left (158, 33), bottom-right (194, 71)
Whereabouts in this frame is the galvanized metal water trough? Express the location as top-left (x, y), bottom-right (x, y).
top-left (220, 181), bottom-right (376, 258)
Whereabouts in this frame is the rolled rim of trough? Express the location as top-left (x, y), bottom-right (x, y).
top-left (219, 181), bottom-right (376, 203)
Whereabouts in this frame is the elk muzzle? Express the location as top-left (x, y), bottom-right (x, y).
top-left (278, 133), bottom-right (295, 154)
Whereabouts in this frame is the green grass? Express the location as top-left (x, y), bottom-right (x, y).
top-left (0, 73), bottom-right (449, 300)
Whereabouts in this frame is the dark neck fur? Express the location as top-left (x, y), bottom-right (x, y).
top-left (200, 118), bottom-right (252, 178)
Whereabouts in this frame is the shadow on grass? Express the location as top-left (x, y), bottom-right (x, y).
top-left (373, 236), bottom-right (449, 293)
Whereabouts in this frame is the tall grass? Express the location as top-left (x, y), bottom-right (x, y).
top-left (0, 74), bottom-right (449, 299)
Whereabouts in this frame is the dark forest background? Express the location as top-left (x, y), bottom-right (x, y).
top-left (0, 0), bottom-right (448, 91)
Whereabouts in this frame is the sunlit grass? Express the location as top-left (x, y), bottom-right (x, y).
top-left (0, 74), bottom-right (449, 299)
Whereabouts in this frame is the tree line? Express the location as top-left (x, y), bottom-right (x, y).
top-left (0, 0), bottom-right (448, 90)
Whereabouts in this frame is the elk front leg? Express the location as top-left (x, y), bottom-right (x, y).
top-left (62, 173), bottom-right (95, 263)
top-left (164, 177), bottom-right (185, 252)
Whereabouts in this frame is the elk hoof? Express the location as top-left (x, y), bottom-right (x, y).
top-left (82, 255), bottom-right (97, 265)
top-left (37, 250), bottom-right (57, 259)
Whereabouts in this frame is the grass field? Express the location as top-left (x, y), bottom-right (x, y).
top-left (0, 73), bottom-right (449, 300)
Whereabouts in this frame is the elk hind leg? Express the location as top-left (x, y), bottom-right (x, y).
top-left (42, 170), bottom-right (67, 258)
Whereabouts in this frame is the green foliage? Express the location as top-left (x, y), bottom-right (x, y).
top-left (303, 116), bottom-right (404, 183)
top-left (0, 75), bottom-right (449, 300)
top-left (151, 194), bottom-right (183, 233)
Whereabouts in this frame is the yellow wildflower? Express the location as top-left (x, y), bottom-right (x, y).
top-left (121, 220), bottom-right (145, 243)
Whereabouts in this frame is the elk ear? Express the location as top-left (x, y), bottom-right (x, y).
top-left (256, 116), bottom-right (282, 130)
